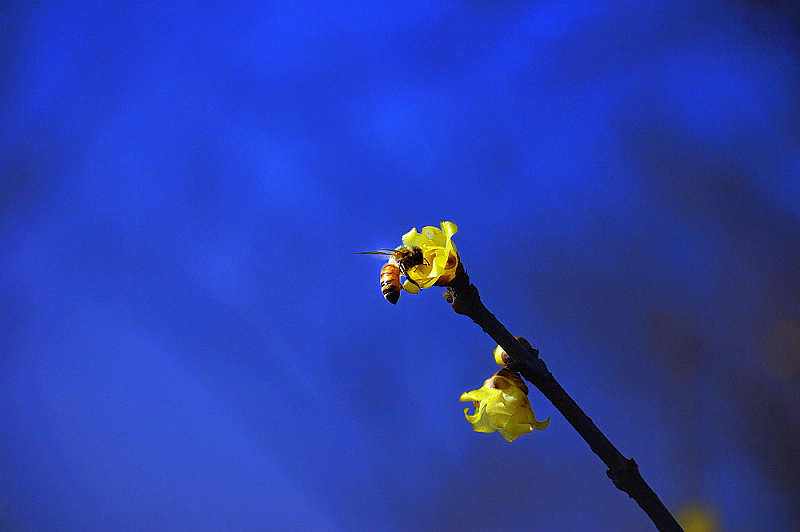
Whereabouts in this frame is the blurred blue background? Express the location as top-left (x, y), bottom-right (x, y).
top-left (2, 1), bottom-right (799, 530)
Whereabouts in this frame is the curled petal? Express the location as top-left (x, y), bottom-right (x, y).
top-left (462, 406), bottom-right (496, 433)
top-left (439, 221), bottom-right (458, 239)
top-left (401, 228), bottom-right (429, 251)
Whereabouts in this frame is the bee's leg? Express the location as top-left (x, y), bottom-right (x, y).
top-left (405, 277), bottom-right (421, 289)
top-left (399, 265), bottom-right (421, 290)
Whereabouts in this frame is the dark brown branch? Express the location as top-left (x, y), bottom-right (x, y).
top-left (443, 264), bottom-right (683, 532)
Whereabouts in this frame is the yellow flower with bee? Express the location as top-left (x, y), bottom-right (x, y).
top-left (358, 221), bottom-right (460, 303)
top-left (399, 221), bottom-right (459, 294)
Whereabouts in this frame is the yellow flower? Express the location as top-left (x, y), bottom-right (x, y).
top-left (460, 368), bottom-right (549, 442)
top-left (400, 221), bottom-right (459, 293)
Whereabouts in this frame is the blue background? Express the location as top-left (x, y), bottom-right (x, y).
top-left (2, 2), bottom-right (799, 531)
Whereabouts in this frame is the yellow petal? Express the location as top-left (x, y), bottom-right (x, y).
top-left (401, 228), bottom-right (427, 249)
top-left (440, 221), bottom-right (457, 236)
top-left (509, 398), bottom-right (550, 431)
top-left (421, 225), bottom-right (446, 246)
top-left (460, 387), bottom-right (499, 403)
top-left (402, 280), bottom-right (419, 294)
top-left (499, 422), bottom-right (535, 442)
top-left (532, 416), bottom-right (550, 431)
top-left (463, 407), bottom-right (497, 433)
top-left (494, 345), bottom-right (506, 366)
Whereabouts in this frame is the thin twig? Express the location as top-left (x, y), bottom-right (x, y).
top-left (443, 264), bottom-right (683, 532)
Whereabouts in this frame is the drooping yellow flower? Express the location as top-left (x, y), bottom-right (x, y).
top-left (399, 221), bottom-right (459, 293)
top-left (460, 368), bottom-right (549, 442)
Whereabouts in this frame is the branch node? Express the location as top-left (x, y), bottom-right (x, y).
top-left (607, 458), bottom-right (640, 496)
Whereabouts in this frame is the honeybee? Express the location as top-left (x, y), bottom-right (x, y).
top-left (357, 246), bottom-right (426, 304)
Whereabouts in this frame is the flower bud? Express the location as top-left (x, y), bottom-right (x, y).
top-left (493, 337), bottom-right (533, 366)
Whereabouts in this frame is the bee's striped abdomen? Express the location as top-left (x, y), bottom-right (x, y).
top-left (380, 262), bottom-right (402, 304)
